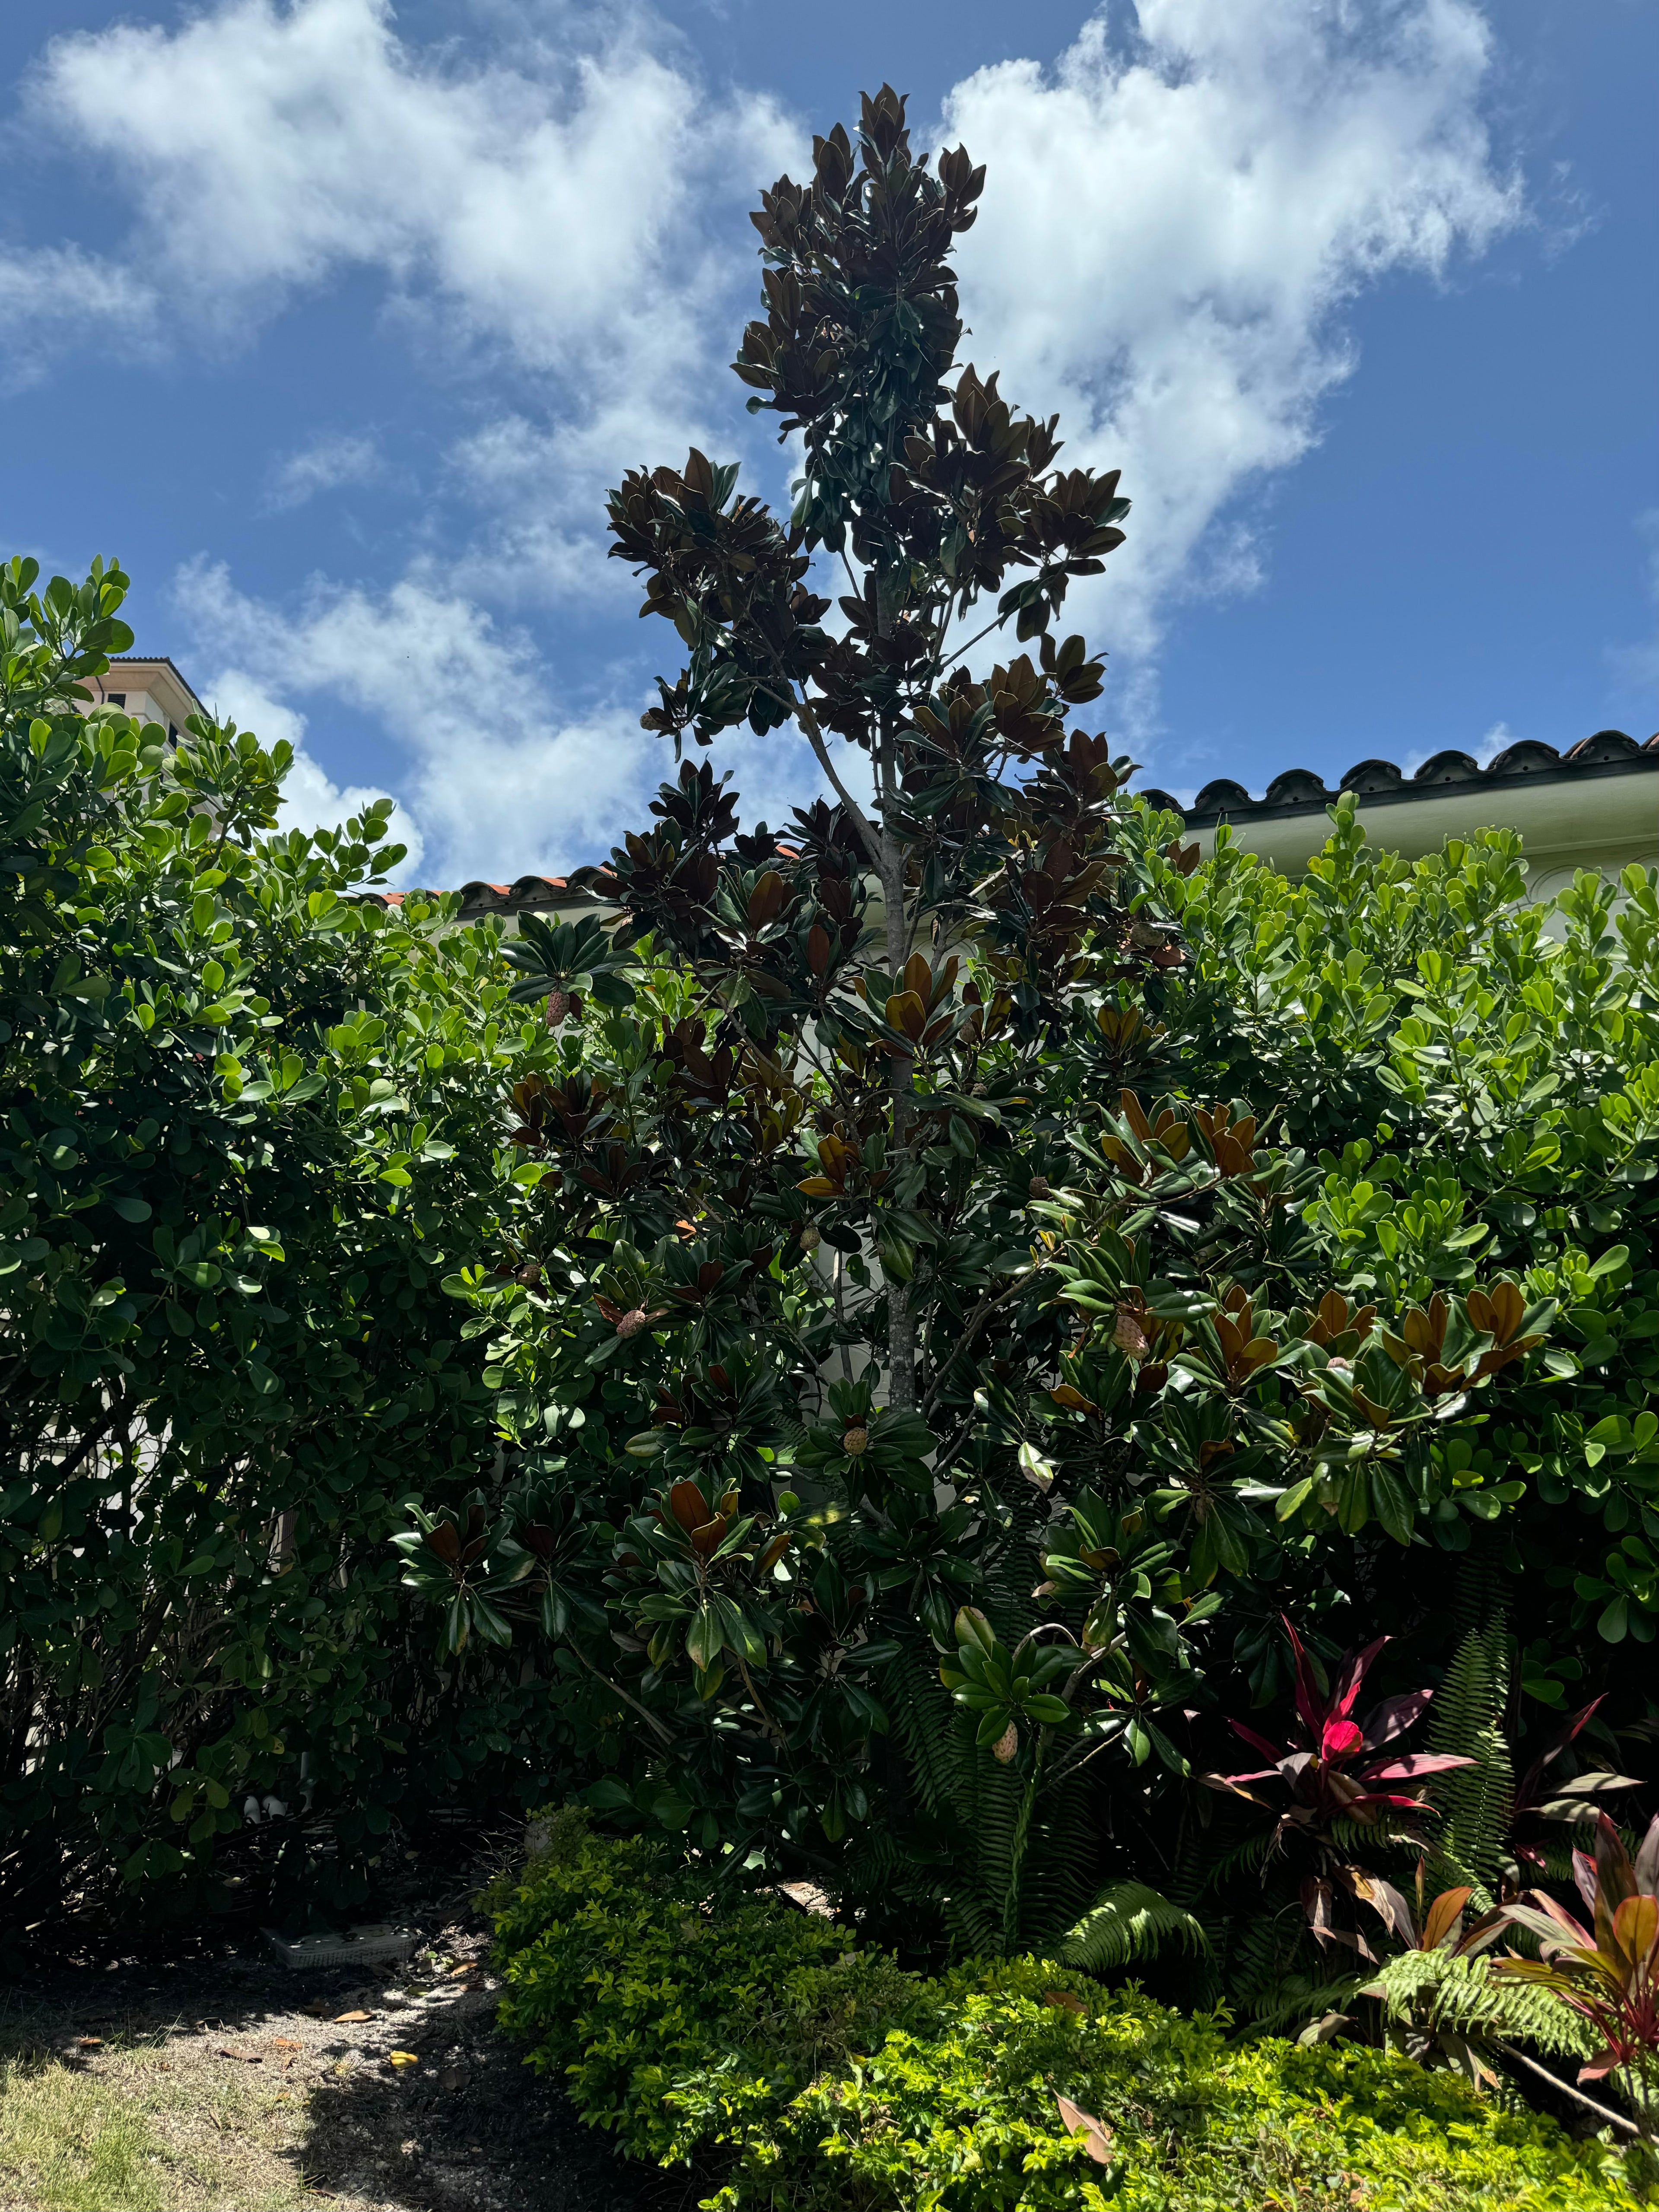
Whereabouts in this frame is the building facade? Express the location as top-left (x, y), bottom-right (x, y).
top-left (87, 655), bottom-right (205, 741)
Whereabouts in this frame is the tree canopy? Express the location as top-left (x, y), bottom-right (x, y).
top-left (9, 97), bottom-right (1657, 2108)
top-left (397, 92), bottom-right (1656, 2018)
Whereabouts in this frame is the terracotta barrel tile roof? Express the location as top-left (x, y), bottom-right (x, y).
top-left (1141, 728), bottom-right (1659, 828)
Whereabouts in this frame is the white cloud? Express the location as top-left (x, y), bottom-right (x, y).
top-left (29, 0), bottom-right (797, 495)
top-left (1402, 718), bottom-right (1512, 777)
top-left (0, 245), bottom-right (156, 383)
top-left (944, 0), bottom-right (1521, 665)
top-left (1472, 719), bottom-right (1513, 766)
top-left (443, 411), bottom-right (655, 608)
top-left (176, 556), bottom-right (837, 884)
top-left (265, 431), bottom-right (383, 512)
top-left (176, 555), bottom-right (851, 884)
top-left (21, 0), bottom-right (1528, 870)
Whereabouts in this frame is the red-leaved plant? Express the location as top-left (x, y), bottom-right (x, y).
top-left (1205, 1617), bottom-right (1475, 1835)
top-left (1204, 1618), bottom-right (1476, 1961)
top-left (1510, 1696), bottom-right (1645, 1881)
top-left (1497, 1810), bottom-right (1659, 2131)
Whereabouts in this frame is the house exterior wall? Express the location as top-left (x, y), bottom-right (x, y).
top-left (86, 656), bottom-right (205, 741)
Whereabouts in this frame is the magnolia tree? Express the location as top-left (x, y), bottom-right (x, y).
top-left (400, 92), bottom-right (1566, 1964)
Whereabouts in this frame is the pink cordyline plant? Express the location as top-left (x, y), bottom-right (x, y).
top-left (1202, 1619), bottom-right (1479, 1964)
top-left (1205, 1617), bottom-right (1475, 1836)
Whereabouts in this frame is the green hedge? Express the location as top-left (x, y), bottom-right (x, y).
top-left (490, 1813), bottom-right (1647, 2212)
top-left (0, 559), bottom-right (607, 1936)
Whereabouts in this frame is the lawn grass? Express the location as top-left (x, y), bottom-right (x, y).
top-left (0, 2036), bottom-right (312, 2212)
top-left (0, 1876), bottom-right (651, 2212)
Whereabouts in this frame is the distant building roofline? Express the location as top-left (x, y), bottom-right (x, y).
top-left (1143, 728), bottom-right (1659, 829)
top-left (371, 874), bottom-right (580, 919)
top-left (355, 726), bottom-right (1659, 916)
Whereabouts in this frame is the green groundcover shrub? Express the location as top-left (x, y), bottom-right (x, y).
top-left (491, 1812), bottom-right (1648, 2212)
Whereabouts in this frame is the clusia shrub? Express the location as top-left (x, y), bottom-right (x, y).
top-left (0, 555), bottom-right (583, 1936)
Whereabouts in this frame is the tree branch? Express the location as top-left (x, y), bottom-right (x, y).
top-left (934, 602), bottom-right (1011, 673)
top-left (922, 1268), bottom-right (1039, 1417)
top-left (41, 1390), bottom-right (128, 1491)
top-left (563, 1636), bottom-right (673, 1747)
top-left (1493, 2043), bottom-right (1641, 2138)
top-left (801, 712), bottom-right (882, 871)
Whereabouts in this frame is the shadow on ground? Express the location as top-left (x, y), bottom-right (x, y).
top-left (296, 2007), bottom-right (708, 2212)
top-left (1, 1843), bottom-right (709, 2212)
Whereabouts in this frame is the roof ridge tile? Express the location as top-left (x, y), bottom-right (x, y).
top-left (1166, 729), bottom-right (1657, 829)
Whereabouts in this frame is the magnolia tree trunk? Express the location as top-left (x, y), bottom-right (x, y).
top-left (877, 723), bottom-right (917, 1409)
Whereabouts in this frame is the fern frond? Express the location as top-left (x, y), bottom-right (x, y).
top-left (887, 1637), bottom-right (969, 1827)
top-left (1007, 1773), bottom-right (1097, 1952)
top-left (1531, 1837), bottom-right (1586, 1883)
top-left (943, 1882), bottom-right (1003, 1958)
top-left (1425, 1624), bottom-right (1513, 1906)
top-left (1061, 1881), bottom-right (1211, 1971)
top-left (1210, 1898), bottom-right (1370, 2032)
top-left (1451, 1551), bottom-right (1505, 1637)
top-left (1375, 1949), bottom-right (1592, 2061)
top-left (1247, 1970), bottom-right (1370, 2038)
top-left (935, 1732), bottom-right (1100, 1956)
top-left (1225, 1908), bottom-right (1306, 2007)
top-left (1198, 1827), bottom-right (1274, 1891)
top-left (1323, 1815), bottom-right (1419, 1860)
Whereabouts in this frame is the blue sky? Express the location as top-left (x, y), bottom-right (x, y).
top-left (2, 0), bottom-right (1656, 883)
